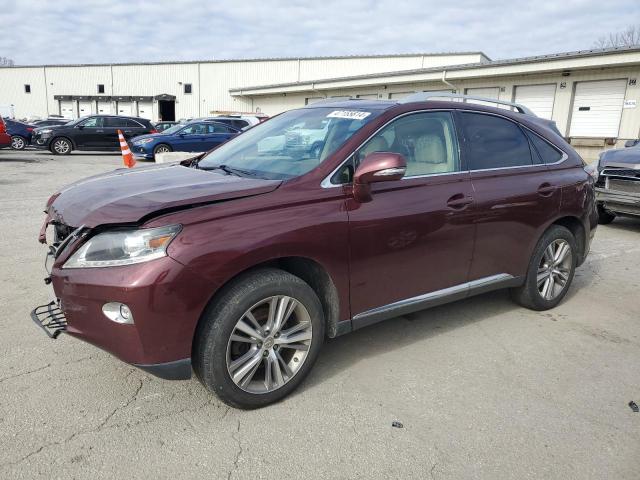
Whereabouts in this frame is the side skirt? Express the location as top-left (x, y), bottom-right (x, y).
top-left (350, 274), bottom-right (523, 331)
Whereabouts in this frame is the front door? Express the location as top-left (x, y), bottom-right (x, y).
top-left (455, 111), bottom-right (560, 281)
top-left (346, 111), bottom-right (476, 324)
top-left (73, 116), bottom-right (104, 149)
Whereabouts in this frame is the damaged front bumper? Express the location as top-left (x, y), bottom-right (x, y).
top-left (31, 300), bottom-right (67, 339)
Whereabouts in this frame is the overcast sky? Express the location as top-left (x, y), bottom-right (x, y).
top-left (1, 0), bottom-right (639, 65)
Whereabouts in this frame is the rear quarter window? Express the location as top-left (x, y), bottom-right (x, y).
top-left (459, 112), bottom-right (533, 170)
top-left (525, 130), bottom-right (564, 164)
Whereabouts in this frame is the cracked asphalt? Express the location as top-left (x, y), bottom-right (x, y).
top-left (1, 149), bottom-right (639, 479)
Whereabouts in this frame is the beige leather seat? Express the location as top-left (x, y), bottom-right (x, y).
top-left (411, 134), bottom-right (450, 175)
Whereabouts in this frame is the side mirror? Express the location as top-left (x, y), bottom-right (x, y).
top-left (352, 152), bottom-right (406, 202)
top-left (624, 139), bottom-right (639, 148)
top-left (76, 125), bottom-right (84, 130)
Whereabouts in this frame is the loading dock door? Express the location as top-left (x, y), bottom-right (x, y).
top-left (78, 100), bottom-right (94, 117)
top-left (514, 84), bottom-right (556, 119)
top-left (97, 100), bottom-right (112, 114)
top-left (60, 100), bottom-right (75, 119)
top-left (569, 79), bottom-right (627, 137)
top-left (117, 102), bottom-right (133, 116)
top-left (137, 101), bottom-right (153, 120)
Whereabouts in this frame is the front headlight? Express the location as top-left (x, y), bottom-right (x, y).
top-left (134, 138), bottom-right (155, 145)
top-left (63, 225), bottom-right (181, 268)
top-left (39, 129), bottom-right (53, 135)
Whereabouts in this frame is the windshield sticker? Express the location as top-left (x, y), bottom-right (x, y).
top-left (327, 110), bottom-right (371, 121)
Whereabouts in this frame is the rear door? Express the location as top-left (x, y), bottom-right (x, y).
top-left (345, 111), bottom-right (476, 322)
top-left (203, 123), bottom-right (237, 150)
top-left (457, 111), bottom-right (560, 281)
top-left (101, 117), bottom-right (127, 149)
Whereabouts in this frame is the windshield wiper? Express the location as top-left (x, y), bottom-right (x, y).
top-left (202, 164), bottom-right (257, 177)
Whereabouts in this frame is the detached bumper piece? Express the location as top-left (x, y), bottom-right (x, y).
top-left (31, 301), bottom-right (67, 339)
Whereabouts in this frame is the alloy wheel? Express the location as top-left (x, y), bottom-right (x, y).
top-left (226, 295), bottom-right (313, 394)
top-left (537, 239), bottom-right (572, 301)
top-left (53, 139), bottom-right (70, 154)
top-left (156, 145), bottom-right (170, 153)
top-left (11, 136), bottom-right (25, 150)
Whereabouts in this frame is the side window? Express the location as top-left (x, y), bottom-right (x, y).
top-left (357, 111), bottom-right (460, 178)
top-left (207, 123), bottom-right (233, 133)
top-left (232, 120), bottom-right (249, 130)
top-left (525, 129), bottom-right (564, 164)
top-left (182, 123), bottom-right (206, 135)
top-left (458, 112), bottom-right (532, 169)
top-left (123, 118), bottom-right (143, 128)
top-left (103, 117), bottom-right (126, 128)
top-left (79, 117), bottom-right (102, 128)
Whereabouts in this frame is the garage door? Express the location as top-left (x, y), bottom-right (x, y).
top-left (97, 100), bottom-right (112, 114)
top-left (137, 101), bottom-right (153, 120)
top-left (569, 79), bottom-right (627, 137)
top-left (356, 93), bottom-right (379, 99)
top-left (305, 97), bottom-right (324, 105)
top-left (514, 84), bottom-right (556, 119)
top-left (78, 100), bottom-right (94, 117)
top-left (117, 102), bottom-right (133, 116)
top-left (59, 100), bottom-right (75, 119)
top-left (465, 87), bottom-right (500, 106)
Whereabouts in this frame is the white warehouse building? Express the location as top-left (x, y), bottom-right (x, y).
top-left (0, 46), bottom-right (639, 160)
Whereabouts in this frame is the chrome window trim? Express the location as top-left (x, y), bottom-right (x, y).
top-left (320, 109), bottom-right (461, 188)
top-left (320, 108), bottom-right (569, 188)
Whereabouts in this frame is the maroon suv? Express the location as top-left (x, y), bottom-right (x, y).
top-left (32, 98), bottom-right (597, 409)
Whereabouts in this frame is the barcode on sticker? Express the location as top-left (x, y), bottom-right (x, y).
top-left (327, 110), bottom-right (371, 120)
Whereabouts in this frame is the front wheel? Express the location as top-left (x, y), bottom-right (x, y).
top-left (153, 143), bottom-right (172, 160)
top-left (194, 268), bottom-right (324, 409)
top-left (50, 137), bottom-right (72, 155)
top-left (511, 225), bottom-right (577, 311)
top-left (11, 135), bottom-right (26, 150)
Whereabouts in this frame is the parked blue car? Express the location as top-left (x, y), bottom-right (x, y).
top-left (130, 120), bottom-right (240, 160)
top-left (5, 119), bottom-right (35, 150)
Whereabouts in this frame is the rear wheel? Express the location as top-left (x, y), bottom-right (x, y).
top-left (597, 204), bottom-right (615, 225)
top-left (50, 137), bottom-right (72, 155)
top-left (11, 135), bottom-right (26, 150)
top-left (511, 225), bottom-right (577, 311)
top-left (194, 268), bottom-right (324, 409)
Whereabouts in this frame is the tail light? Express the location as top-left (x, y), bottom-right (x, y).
top-left (149, 129), bottom-right (158, 134)
top-left (0, 119), bottom-right (5, 134)
top-left (27, 127), bottom-right (34, 132)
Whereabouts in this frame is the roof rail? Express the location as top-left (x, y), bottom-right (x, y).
top-left (398, 92), bottom-right (537, 116)
top-left (307, 96), bottom-right (360, 105)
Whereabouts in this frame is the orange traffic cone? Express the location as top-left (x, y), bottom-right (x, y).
top-left (117, 130), bottom-right (136, 168)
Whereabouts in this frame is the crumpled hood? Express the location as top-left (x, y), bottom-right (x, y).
top-left (600, 146), bottom-right (640, 168)
top-left (48, 163), bottom-right (281, 228)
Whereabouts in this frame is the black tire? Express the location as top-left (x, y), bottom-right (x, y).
top-left (50, 137), bottom-right (72, 155)
top-left (510, 225), bottom-right (577, 311)
top-left (153, 143), bottom-right (172, 160)
top-left (11, 135), bottom-right (27, 150)
top-left (597, 204), bottom-right (615, 225)
top-left (193, 268), bottom-right (325, 409)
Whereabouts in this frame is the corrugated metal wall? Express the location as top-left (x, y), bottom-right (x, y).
top-left (0, 53), bottom-right (485, 119)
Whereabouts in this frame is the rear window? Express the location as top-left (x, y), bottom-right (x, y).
top-left (525, 130), bottom-right (564, 164)
top-left (458, 112), bottom-right (533, 170)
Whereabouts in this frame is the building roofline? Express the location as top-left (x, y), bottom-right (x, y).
top-left (0, 51), bottom-right (490, 69)
top-left (229, 45), bottom-right (640, 94)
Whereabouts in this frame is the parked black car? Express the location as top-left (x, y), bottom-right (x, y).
top-left (594, 140), bottom-right (640, 224)
top-left (32, 119), bottom-right (70, 128)
top-left (4, 118), bottom-right (36, 150)
top-left (32, 115), bottom-right (155, 155)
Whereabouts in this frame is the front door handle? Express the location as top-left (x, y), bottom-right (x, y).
top-left (123, 130), bottom-right (133, 135)
top-left (537, 183), bottom-right (557, 197)
top-left (96, 129), bottom-right (104, 133)
top-left (446, 193), bottom-right (473, 210)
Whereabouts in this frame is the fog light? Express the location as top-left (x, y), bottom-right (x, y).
top-left (102, 302), bottom-right (134, 324)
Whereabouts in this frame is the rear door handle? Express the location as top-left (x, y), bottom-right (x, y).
top-left (537, 183), bottom-right (557, 197)
top-left (124, 130), bottom-right (133, 135)
top-left (446, 193), bottom-right (473, 210)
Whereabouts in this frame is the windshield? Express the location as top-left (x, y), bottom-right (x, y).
top-left (198, 107), bottom-right (381, 180)
top-left (162, 124), bottom-right (185, 135)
